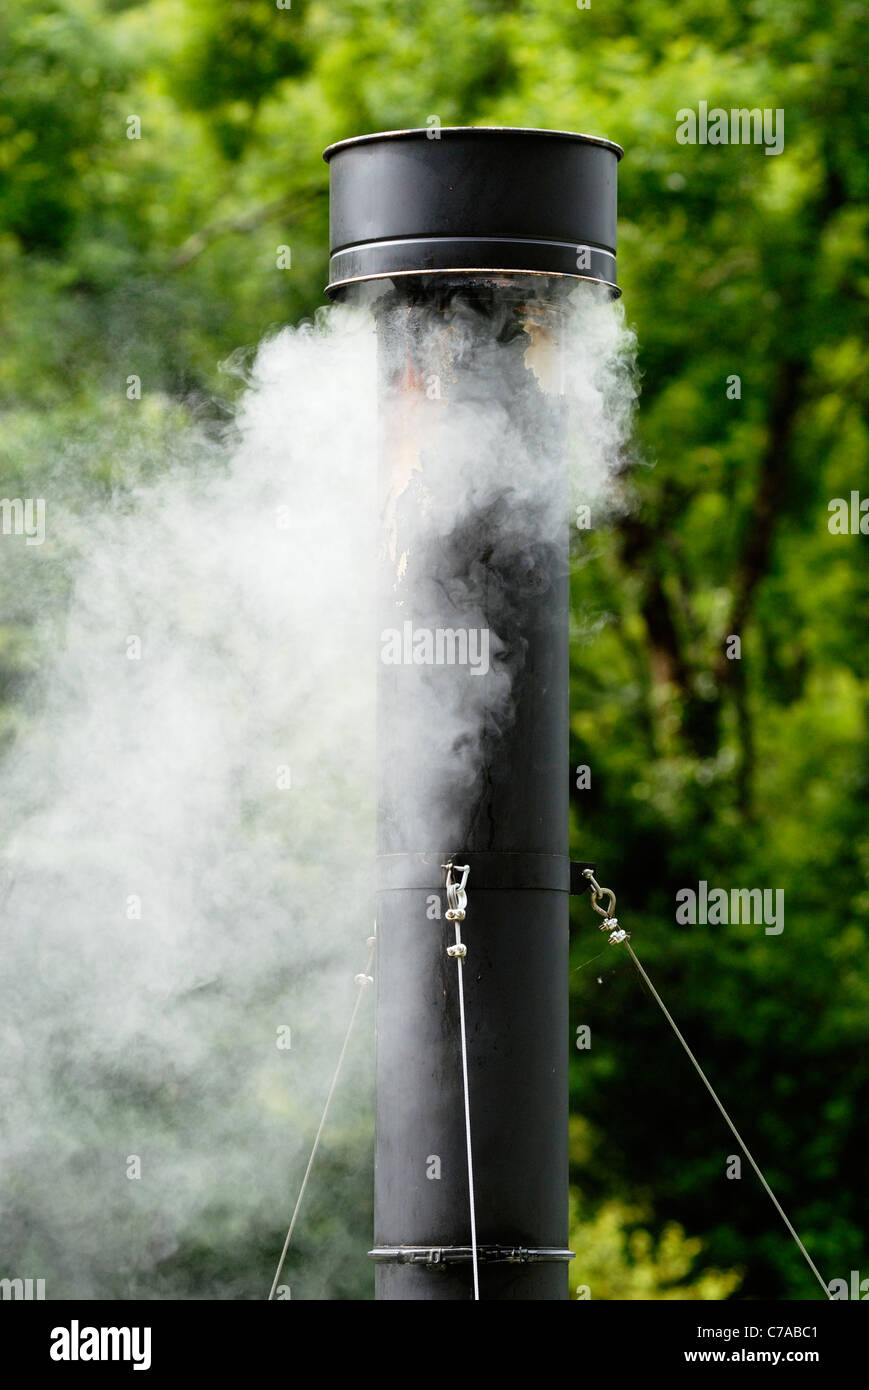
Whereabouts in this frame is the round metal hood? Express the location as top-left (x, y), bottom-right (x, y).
top-left (323, 126), bottom-right (622, 298)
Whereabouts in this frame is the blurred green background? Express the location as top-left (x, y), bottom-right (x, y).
top-left (1, 0), bottom-right (868, 1299)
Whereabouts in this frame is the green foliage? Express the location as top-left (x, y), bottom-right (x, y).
top-left (570, 1194), bottom-right (742, 1301)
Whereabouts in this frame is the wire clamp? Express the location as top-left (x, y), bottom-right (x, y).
top-left (442, 861), bottom-right (470, 922)
top-left (443, 862), bottom-right (471, 958)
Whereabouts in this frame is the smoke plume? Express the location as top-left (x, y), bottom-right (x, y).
top-left (0, 283), bottom-right (635, 1297)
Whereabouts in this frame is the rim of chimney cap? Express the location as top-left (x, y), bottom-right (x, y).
top-left (323, 126), bottom-right (624, 162)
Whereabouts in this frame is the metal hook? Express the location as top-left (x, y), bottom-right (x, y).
top-left (442, 862), bottom-right (470, 921)
top-left (582, 867), bottom-right (616, 920)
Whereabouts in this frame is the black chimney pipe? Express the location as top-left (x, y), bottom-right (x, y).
top-left (324, 128), bottom-right (621, 1300)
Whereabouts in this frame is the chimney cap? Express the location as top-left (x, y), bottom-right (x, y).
top-left (323, 126), bottom-right (622, 298)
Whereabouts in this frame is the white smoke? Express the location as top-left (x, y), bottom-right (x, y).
top-left (375, 281), bottom-right (638, 851)
top-left (0, 283), bottom-right (636, 1298)
top-left (0, 303), bottom-right (379, 1299)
